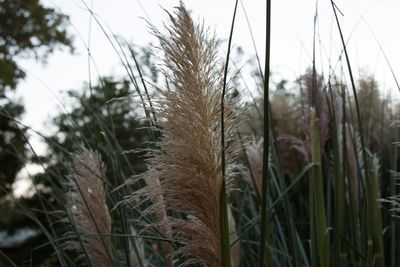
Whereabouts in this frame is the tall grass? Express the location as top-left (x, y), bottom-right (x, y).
top-left (3, 1), bottom-right (400, 267)
top-left (120, 3), bottom-right (240, 266)
top-left (64, 149), bottom-right (113, 267)
top-left (259, 0), bottom-right (272, 265)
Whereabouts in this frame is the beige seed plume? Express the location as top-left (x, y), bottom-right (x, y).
top-left (65, 150), bottom-right (113, 267)
top-left (242, 137), bottom-right (271, 197)
top-left (279, 70), bottom-right (329, 162)
top-left (122, 2), bottom-right (239, 266)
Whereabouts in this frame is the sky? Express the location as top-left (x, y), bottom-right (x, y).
top-left (11, 0), bottom-right (400, 192)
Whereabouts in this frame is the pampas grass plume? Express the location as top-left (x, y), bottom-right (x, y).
top-left (65, 150), bottom-right (113, 267)
top-left (122, 2), bottom-right (239, 266)
top-left (279, 70), bottom-right (329, 162)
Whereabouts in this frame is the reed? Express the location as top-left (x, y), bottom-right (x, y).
top-left (7, 1), bottom-right (400, 267)
top-left (121, 3), bottom-right (239, 266)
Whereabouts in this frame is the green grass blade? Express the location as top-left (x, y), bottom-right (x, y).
top-left (310, 4), bottom-right (329, 265)
top-left (330, 2), bottom-right (379, 265)
top-left (310, 108), bottom-right (330, 267)
top-left (259, 0), bottom-right (272, 265)
top-left (328, 80), bottom-right (346, 266)
top-left (221, 0), bottom-right (239, 266)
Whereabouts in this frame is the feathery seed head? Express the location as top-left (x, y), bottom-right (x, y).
top-left (122, 3), bottom-right (239, 266)
top-left (64, 150), bottom-right (113, 267)
top-left (242, 137), bottom-right (270, 197)
top-left (278, 70), bottom-right (329, 163)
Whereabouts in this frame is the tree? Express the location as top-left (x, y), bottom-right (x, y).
top-left (12, 77), bottom-right (150, 266)
top-left (0, 0), bottom-right (72, 195)
top-left (46, 77), bottom-right (149, 184)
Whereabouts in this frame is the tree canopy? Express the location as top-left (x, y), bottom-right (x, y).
top-left (0, 0), bottom-right (73, 195)
top-left (47, 77), bottom-right (149, 175)
top-left (0, 0), bottom-right (72, 90)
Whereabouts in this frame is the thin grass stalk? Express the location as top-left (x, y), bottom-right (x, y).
top-left (268, 101), bottom-right (303, 266)
top-left (268, 201), bottom-right (290, 265)
top-left (359, 17), bottom-right (400, 92)
top-left (220, 182), bottom-right (232, 267)
top-left (2, 189), bottom-right (72, 266)
top-left (341, 80), bottom-right (361, 264)
top-left (326, 132), bottom-right (333, 237)
top-left (232, 162), bottom-right (315, 248)
top-left (310, 169), bottom-right (316, 267)
top-left (80, 1), bottom-right (158, 139)
top-left (127, 228), bottom-right (145, 267)
top-left (345, 93), bottom-right (363, 265)
top-left (268, 170), bottom-right (293, 266)
top-left (221, 0), bottom-right (239, 265)
top-left (340, 84), bottom-right (361, 265)
top-left (8, 120), bottom-right (71, 266)
top-left (96, 38), bottom-right (162, 267)
top-left (309, 9), bottom-right (317, 267)
top-left (92, 102), bottom-right (155, 265)
top-left (311, 4), bottom-right (329, 266)
top-left (329, 87), bottom-right (344, 266)
top-left (126, 44), bottom-right (158, 127)
top-left (239, 0), bottom-right (264, 80)
top-left (310, 108), bottom-right (330, 267)
top-left (29, 237), bottom-right (76, 262)
top-left (259, 0), bottom-right (272, 265)
top-left (390, 123), bottom-right (398, 267)
top-left (328, 82), bottom-right (346, 266)
top-left (115, 201), bottom-right (137, 266)
top-left (0, 250), bottom-right (17, 267)
top-left (347, 127), bottom-right (365, 262)
top-left (379, 99), bottom-right (385, 192)
top-left (369, 157), bottom-right (384, 266)
top-left (330, 2), bottom-right (378, 265)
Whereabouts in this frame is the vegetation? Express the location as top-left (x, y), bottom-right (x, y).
top-left (0, 0), bottom-right (73, 196)
top-left (1, 1), bottom-right (400, 267)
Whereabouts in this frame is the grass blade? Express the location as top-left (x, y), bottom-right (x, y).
top-left (221, 0), bottom-right (239, 266)
top-left (259, 0), bottom-right (272, 265)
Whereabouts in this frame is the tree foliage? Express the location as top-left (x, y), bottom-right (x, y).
top-left (0, 0), bottom-right (72, 90)
top-left (46, 77), bottom-right (149, 181)
top-left (0, 0), bottom-right (72, 195)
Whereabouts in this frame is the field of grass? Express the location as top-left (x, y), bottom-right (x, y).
top-left (1, 1), bottom-right (400, 266)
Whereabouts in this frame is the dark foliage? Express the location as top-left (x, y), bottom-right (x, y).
top-left (0, 0), bottom-right (73, 196)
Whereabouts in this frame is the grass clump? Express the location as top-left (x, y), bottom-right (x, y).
top-left (120, 3), bottom-right (239, 266)
top-left (3, 1), bottom-right (400, 267)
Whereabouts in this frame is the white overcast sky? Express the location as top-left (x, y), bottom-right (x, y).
top-left (14, 0), bottom-right (400, 154)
